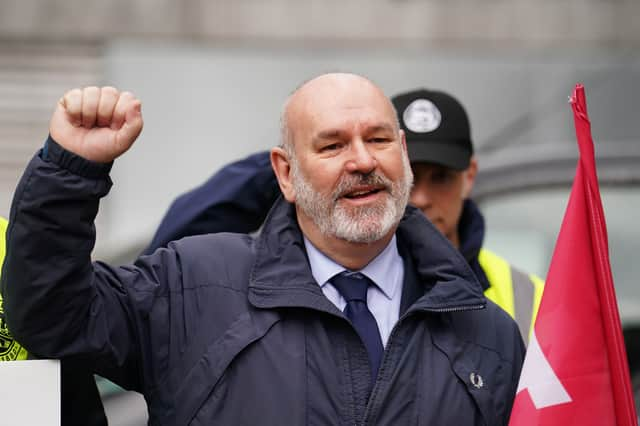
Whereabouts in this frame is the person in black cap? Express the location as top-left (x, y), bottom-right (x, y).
top-left (392, 88), bottom-right (475, 248)
top-left (392, 88), bottom-right (543, 343)
top-left (144, 87), bottom-right (543, 345)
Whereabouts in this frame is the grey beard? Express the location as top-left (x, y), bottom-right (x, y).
top-left (291, 156), bottom-right (413, 244)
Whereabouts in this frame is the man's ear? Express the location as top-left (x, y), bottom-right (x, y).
top-left (271, 146), bottom-right (296, 202)
top-left (462, 156), bottom-right (478, 198)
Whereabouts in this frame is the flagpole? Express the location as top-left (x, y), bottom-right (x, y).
top-left (571, 84), bottom-right (637, 425)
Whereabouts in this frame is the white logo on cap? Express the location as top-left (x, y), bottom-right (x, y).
top-left (402, 99), bottom-right (442, 133)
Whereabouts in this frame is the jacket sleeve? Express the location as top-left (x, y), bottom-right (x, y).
top-left (143, 150), bottom-right (280, 254)
top-left (1, 137), bottom-right (180, 393)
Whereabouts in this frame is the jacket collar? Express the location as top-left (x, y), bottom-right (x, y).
top-left (458, 199), bottom-right (490, 291)
top-left (248, 197), bottom-right (485, 314)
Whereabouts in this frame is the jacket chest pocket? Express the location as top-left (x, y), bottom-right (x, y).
top-left (415, 318), bottom-right (507, 426)
top-left (415, 342), bottom-right (498, 426)
top-left (449, 357), bottom-right (501, 426)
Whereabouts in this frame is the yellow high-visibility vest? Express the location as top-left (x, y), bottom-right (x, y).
top-left (0, 217), bottom-right (6, 270)
top-left (478, 248), bottom-right (544, 345)
top-left (0, 216), bottom-right (29, 360)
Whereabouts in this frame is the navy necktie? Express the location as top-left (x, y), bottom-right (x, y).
top-left (331, 272), bottom-right (384, 381)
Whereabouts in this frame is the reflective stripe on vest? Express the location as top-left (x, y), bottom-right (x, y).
top-left (478, 248), bottom-right (544, 345)
top-left (510, 267), bottom-right (535, 342)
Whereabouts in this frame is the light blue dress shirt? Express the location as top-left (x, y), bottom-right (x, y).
top-left (303, 235), bottom-right (404, 347)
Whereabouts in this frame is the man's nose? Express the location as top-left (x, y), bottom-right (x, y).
top-left (410, 185), bottom-right (432, 211)
top-left (344, 140), bottom-right (377, 174)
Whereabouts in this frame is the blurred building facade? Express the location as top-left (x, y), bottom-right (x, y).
top-left (0, 0), bottom-right (639, 260)
top-left (2, 0), bottom-right (640, 44)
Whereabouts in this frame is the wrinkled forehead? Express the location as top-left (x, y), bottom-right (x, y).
top-left (286, 74), bottom-right (398, 143)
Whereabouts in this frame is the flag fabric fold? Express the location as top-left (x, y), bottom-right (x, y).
top-left (508, 84), bottom-right (637, 426)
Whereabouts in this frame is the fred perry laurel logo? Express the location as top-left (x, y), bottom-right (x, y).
top-left (470, 372), bottom-right (484, 389)
top-left (402, 99), bottom-right (442, 133)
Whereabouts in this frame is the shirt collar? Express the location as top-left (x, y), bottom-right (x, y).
top-left (303, 235), bottom-right (402, 300)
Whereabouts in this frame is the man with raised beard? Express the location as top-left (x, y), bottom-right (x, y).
top-left (3, 73), bottom-right (524, 425)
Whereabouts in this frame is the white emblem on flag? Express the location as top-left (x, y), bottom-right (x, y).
top-left (516, 330), bottom-right (572, 409)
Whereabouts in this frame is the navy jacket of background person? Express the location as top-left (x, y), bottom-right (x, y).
top-left (3, 139), bottom-right (525, 425)
top-left (144, 150), bottom-right (280, 253)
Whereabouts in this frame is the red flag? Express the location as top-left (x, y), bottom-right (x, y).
top-left (508, 85), bottom-right (637, 426)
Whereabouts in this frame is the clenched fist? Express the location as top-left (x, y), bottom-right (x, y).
top-left (50, 86), bottom-right (144, 163)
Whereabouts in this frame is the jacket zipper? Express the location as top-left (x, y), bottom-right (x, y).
top-left (362, 303), bottom-right (485, 425)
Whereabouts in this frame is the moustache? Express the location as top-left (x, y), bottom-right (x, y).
top-left (332, 172), bottom-right (393, 201)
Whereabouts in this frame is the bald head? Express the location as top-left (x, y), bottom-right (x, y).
top-left (280, 73), bottom-right (399, 153)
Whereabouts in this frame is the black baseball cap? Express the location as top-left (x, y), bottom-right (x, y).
top-left (392, 88), bottom-right (473, 170)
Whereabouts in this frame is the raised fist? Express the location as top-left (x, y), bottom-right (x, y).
top-left (49, 86), bottom-right (144, 163)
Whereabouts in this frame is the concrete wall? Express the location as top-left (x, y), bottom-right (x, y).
top-left (1, 0), bottom-right (640, 45)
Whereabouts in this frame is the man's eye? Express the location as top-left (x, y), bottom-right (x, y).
top-left (369, 137), bottom-right (389, 143)
top-left (431, 171), bottom-right (452, 183)
top-left (321, 143), bottom-right (340, 151)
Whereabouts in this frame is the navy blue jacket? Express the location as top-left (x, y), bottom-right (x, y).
top-left (3, 140), bottom-right (524, 425)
